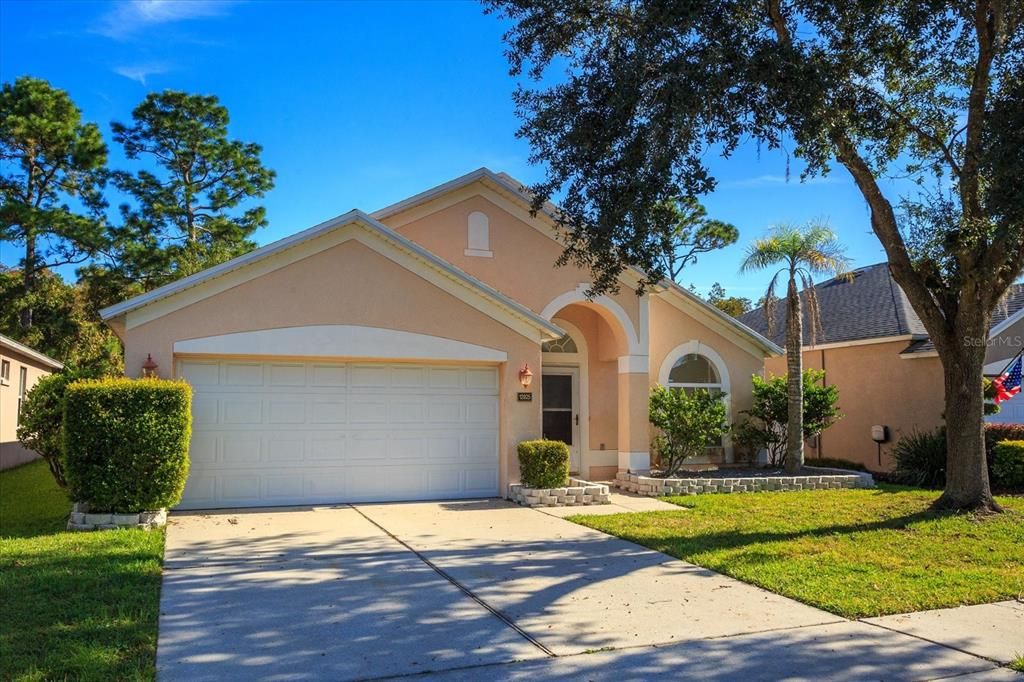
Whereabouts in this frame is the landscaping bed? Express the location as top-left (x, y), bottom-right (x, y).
top-left (569, 485), bottom-right (1024, 618)
top-left (0, 460), bottom-right (164, 680)
top-left (615, 466), bottom-right (873, 496)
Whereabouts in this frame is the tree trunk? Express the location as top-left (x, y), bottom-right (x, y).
top-left (785, 276), bottom-right (804, 474)
top-left (20, 235), bottom-right (35, 330)
top-left (934, 331), bottom-right (1002, 512)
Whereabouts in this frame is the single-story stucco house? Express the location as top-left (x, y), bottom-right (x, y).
top-left (740, 263), bottom-right (1024, 471)
top-left (100, 168), bottom-right (780, 509)
top-left (0, 334), bottom-right (63, 470)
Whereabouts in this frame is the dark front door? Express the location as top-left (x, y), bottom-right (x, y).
top-left (542, 373), bottom-right (574, 446)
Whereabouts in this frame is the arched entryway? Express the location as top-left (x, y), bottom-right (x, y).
top-left (541, 288), bottom-right (650, 479)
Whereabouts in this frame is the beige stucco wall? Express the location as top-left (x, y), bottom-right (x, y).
top-left (114, 180), bottom-right (778, 488)
top-left (648, 295), bottom-right (766, 439)
top-left (765, 340), bottom-right (945, 471)
top-left (382, 193), bottom-right (642, 343)
top-left (122, 239), bottom-right (544, 491)
top-left (0, 347), bottom-right (55, 470)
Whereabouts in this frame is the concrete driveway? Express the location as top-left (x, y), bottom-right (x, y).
top-left (158, 499), bottom-right (1016, 681)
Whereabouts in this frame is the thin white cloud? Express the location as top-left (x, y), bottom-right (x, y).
top-left (114, 62), bottom-right (172, 85)
top-left (725, 174), bottom-right (839, 188)
top-left (95, 0), bottom-right (234, 40)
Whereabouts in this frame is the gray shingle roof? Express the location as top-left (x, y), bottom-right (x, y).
top-left (738, 262), bottom-right (1024, 351)
top-left (738, 263), bottom-right (926, 346)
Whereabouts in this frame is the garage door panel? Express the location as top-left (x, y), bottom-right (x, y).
top-left (268, 399), bottom-right (307, 424)
top-left (177, 360), bottom-right (500, 509)
top-left (224, 400), bottom-right (263, 424)
top-left (310, 399), bottom-right (347, 424)
top-left (222, 435), bottom-right (261, 464)
top-left (268, 363), bottom-right (306, 386)
top-left (309, 436), bottom-right (346, 461)
top-left (225, 362), bottom-right (264, 386)
top-left (465, 468), bottom-right (499, 494)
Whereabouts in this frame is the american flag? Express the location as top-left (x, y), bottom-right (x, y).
top-left (994, 355), bottom-right (1023, 404)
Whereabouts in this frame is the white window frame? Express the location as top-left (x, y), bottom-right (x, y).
top-left (464, 211), bottom-right (493, 257)
top-left (658, 341), bottom-right (733, 460)
top-left (17, 365), bottom-right (27, 425)
top-left (0, 359), bottom-right (9, 386)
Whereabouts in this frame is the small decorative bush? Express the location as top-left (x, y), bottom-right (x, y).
top-left (649, 385), bottom-right (729, 477)
top-left (518, 439), bottom-right (570, 489)
top-left (64, 378), bottom-right (192, 511)
top-left (891, 428), bottom-right (947, 488)
top-left (991, 440), bottom-right (1024, 489)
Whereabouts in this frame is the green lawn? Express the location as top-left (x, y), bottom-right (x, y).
top-left (570, 485), bottom-right (1024, 619)
top-left (0, 460), bottom-right (165, 681)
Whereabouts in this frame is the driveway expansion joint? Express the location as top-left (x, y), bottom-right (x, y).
top-left (348, 503), bottom-right (557, 659)
top-left (858, 618), bottom-right (1008, 666)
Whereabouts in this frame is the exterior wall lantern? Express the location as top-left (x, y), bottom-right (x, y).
top-left (141, 354), bottom-right (159, 379)
top-left (519, 363), bottom-right (533, 388)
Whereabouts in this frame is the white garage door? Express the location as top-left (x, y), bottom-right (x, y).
top-left (177, 359), bottom-right (500, 509)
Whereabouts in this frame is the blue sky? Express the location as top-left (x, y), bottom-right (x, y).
top-left (1, 0), bottom-right (895, 299)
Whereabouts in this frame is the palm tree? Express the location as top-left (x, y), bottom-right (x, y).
top-left (740, 223), bottom-right (850, 474)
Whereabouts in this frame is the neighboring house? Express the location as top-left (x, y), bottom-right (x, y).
top-left (0, 335), bottom-right (63, 470)
top-left (100, 168), bottom-right (780, 509)
top-left (740, 263), bottom-right (1024, 471)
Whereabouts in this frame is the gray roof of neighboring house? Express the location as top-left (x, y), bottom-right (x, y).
top-left (737, 262), bottom-right (1024, 352)
top-left (738, 262), bottom-right (927, 346)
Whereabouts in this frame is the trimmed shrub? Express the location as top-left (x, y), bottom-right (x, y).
top-left (650, 385), bottom-right (729, 476)
top-left (891, 428), bottom-right (947, 488)
top-left (984, 423), bottom-right (1024, 456)
top-left (805, 457), bottom-right (868, 472)
top-left (64, 378), bottom-right (192, 511)
top-left (991, 440), bottom-right (1024, 489)
top-left (518, 439), bottom-right (570, 489)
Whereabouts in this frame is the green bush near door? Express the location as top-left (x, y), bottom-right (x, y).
top-left (518, 439), bottom-right (570, 488)
top-left (64, 378), bottom-right (193, 511)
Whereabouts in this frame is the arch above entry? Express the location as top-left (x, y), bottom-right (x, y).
top-left (540, 284), bottom-right (643, 356)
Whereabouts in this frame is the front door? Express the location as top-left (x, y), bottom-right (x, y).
top-left (541, 368), bottom-right (581, 473)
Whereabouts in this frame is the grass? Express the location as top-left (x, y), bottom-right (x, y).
top-left (569, 485), bottom-right (1024, 619)
top-left (1010, 656), bottom-right (1024, 673)
top-left (0, 460), bottom-right (165, 681)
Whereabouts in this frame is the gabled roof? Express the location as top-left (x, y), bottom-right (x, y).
top-left (739, 263), bottom-right (928, 346)
top-left (738, 262), bottom-right (1024, 354)
top-left (100, 210), bottom-right (564, 341)
top-left (373, 167), bottom-right (781, 356)
top-left (0, 334), bottom-right (64, 370)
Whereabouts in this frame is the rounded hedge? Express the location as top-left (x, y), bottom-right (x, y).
top-left (518, 439), bottom-right (570, 489)
top-left (992, 440), bottom-right (1024, 489)
top-left (63, 378), bottom-right (192, 511)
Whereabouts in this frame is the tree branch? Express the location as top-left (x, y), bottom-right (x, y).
top-left (832, 133), bottom-right (950, 341)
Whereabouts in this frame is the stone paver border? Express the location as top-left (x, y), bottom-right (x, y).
top-left (67, 502), bottom-right (167, 531)
top-left (508, 477), bottom-right (611, 507)
top-left (615, 467), bottom-right (873, 496)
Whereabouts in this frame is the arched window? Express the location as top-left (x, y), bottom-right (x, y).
top-left (542, 332), bottom-right (578, 354)
top-left (667, 353), bottom-right (722, 394)
top-left (465, 211), bottom-right (492, 257)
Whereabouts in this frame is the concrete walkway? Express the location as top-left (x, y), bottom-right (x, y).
top-left (157, 499), bottom-right (1022, 681)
